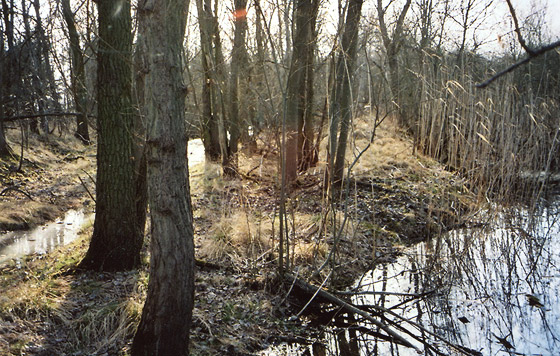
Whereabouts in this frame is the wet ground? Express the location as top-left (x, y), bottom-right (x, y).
top-left (359, 199), bottom-right (560, 355)
top-left (260, 199), bottom-right (560, 355)
top-left (0, 138), bottom-right (205, 266)
top-left (0, 209), bottom-right (86, 265)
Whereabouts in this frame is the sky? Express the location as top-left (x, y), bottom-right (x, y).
top-left (506, 0), bottom-right (560, 39)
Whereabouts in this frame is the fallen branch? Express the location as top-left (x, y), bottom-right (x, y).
top-left (0, 112), bottom-right (93, 123)
top-left (0, 186), bottom-right (34, 200)
top-left (284, 273), bottom-right (419, 350)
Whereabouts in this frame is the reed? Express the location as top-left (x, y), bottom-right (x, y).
top-left (413, 51), bottom-right (559, 203)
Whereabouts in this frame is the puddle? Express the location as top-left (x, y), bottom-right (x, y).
top-left (0, 209), bottom-right (87, 265)
top-left (260, 200), bottom-right (560, 355)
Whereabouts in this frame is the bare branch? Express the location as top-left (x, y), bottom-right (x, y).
top-left (504, 0), bottom-right (535, 55)
top-left (476, 39), bottom-right (560, 88)
top-left (0, 112), bottom-right (94, 123)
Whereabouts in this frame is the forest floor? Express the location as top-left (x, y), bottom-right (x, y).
top-left (0, 116), bottom-right (481, 355)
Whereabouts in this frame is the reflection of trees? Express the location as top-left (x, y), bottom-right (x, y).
top-left (346, 203), bottom-right (560, 354)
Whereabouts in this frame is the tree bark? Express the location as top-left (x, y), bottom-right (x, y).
top-left (299, 0), bottom-right (319, 171)
top-left (196, 0), bottom-right (222, 161)
top-left (0, 0), bottom-right (14, 157)
top-left (330, 0), bottom-right (363, 187)
top-left (284, 0), bottom-right (319, 183)
top-left (131, 0), bottom-right (194, 354)
top-left (377, 0), bottom-right (412, 131)
top-left (132, 0), bottom-right (150, 253)
top-left (33, 0), bottom-right (62, 133)
top-left (224, 0), bottom-right (249, 177)
top-left (61, 0), bottom-right (90, 144)
top-left (79, 0), bottom-right (143, 271)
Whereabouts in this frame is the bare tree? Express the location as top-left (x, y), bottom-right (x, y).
top-left (131, 0), bottom-right (194, 353)
top-left (329, 0), bottom-right (364, 187)
top-left (0, 0), bottom-right (14, 156)
top-left (79, 0), bottom-right (143, 271)
top-left (61, 0), bottom-right (90, 144)
top-left (284, 0), bottom-right (320, 182)
top-left (196, 0), bottom-right (225, 161)
top-left (224, 0), bottom-right (250, 176)
top-left (376, 0), bottom-right (412, 130)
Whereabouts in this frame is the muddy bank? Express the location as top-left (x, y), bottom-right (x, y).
top-left (0, 134), bottom-right (96, 231)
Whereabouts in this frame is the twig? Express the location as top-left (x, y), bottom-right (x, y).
top-left (505, 0), bottom-right (535, 55)
top-left (77, 175), bottom-right (96, 203)
top-left (335, 290), bottom-right (422, 297)
top-left (285, 273), bottom-right (420, 351)
top-left (476, 40), bottom-right (560, 88)
top-left (295, 270), bottom-right (331, 318)
top-left (477, 0), bottom-right (560, 88)
top-left (0, 112), bottom-right (94, 123)
top-left (80, 168), bottom-right (97, 185)
top-left (0, 186), bottom-right (34, 200)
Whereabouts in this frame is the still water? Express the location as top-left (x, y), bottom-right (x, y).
top-left (0, 138), bottom-right (205, 266)
top-left (0, 209), bottom-right (86, 265)
top-left (352, 200), bottom-right (560, 355)
top-left (262, 200), bottom-right (560, 355)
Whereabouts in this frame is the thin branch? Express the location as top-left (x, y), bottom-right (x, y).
top-left (477, 0), bottom-right (560, 88)
top-left (77, 175), bottom-right (96, 203)
top-left (476, 39), bottom-right (560, 88)
top-left (0, 186), bottom-right (34, 200)
top-left (504, 0), bottom-right (535, 55)
top-left (0, 112), bottom-right (94, 123)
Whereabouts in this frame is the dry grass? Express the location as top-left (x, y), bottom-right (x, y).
top-left (0, 130), bottom-right (96, 230)
top-left (0, 201), bottom-right (61, 230)
top-left (0, 218), bottom-right (146, 356)
top-left (198, 210), bottom-right (273, 262)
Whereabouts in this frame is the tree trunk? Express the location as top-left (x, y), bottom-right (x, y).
top-left (61, 0), bottom-right (90, 144)
top-left (377, 0), bottom-right (412, 131)
top-left (79, 0), bottom-right (143, 272)
top-left (196, 0), bottom-right (222, 161)
top-left (33, 0), bottom-right (62, 133)
top-left (284, 0), bottom-right (319, 183)
top-left (0, 0), bottom-right (13, 157)
top-left (224, 0), bottom-right (249, 177)
top-left (131, 0), bottom-right (194, 354)
top-left (299, 0), bottom-right (319, 171)
top-left (132, 0), bottom-right (149, 251)
top-left (330, 0), bottom-right (364, 187)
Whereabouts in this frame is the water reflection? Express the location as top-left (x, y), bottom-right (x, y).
top-left (353, 201), bottom-right (560, 355)
top-left (260, 200), bottom-right (560, 355)
top-left (0, 209), bottom-right (85, 264)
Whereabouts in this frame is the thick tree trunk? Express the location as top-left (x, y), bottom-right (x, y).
top-left (330, 0), bottom-right (363, 187)
top-left (79, 0), bottom-right (142, 272)
top-left (131, 0), bottom-right (194, 354)
top-left (61, 0), bottom-right (90, 144)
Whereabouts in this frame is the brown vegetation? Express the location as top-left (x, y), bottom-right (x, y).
top-left (0, 114), bottom-right (480, 354)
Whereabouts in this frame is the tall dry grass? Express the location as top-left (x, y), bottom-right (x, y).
top-left (413, 51), bottom-right (559, 203)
